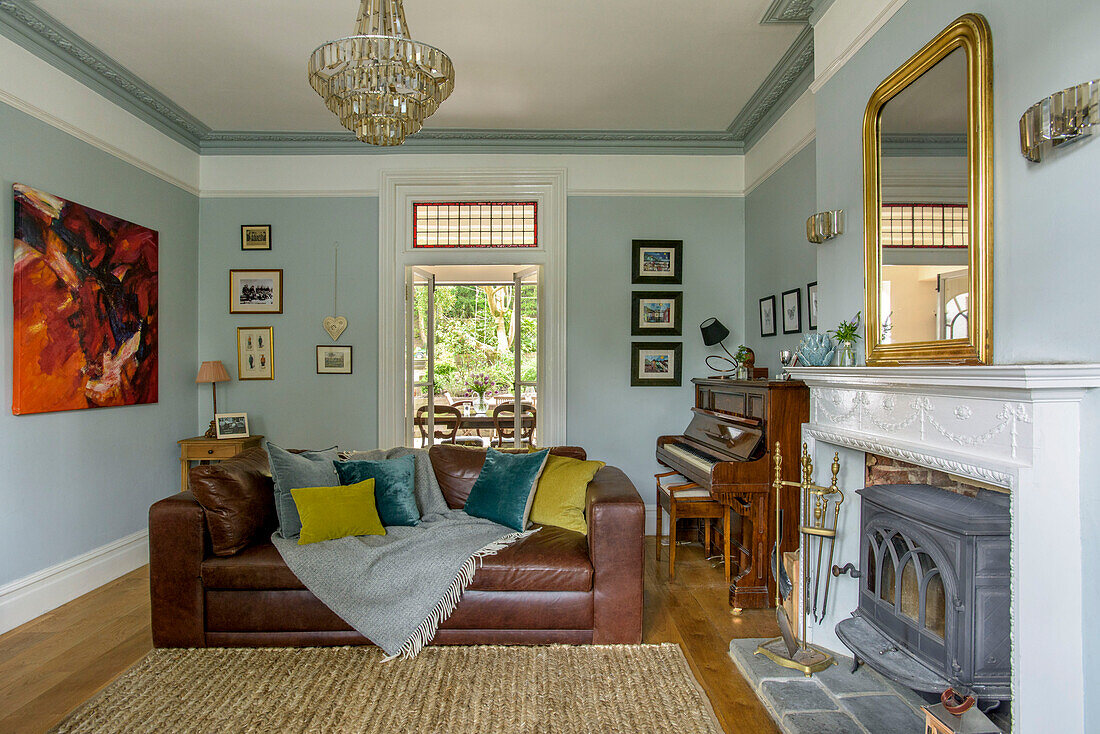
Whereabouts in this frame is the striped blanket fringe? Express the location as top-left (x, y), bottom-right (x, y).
top-left (384, 527), bottom-right (540, 661)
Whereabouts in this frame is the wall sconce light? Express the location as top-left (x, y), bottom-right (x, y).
top-left (806, 210), bottom-right (845, 244)
top-left (1020, 79), bottom-right (1099, 163)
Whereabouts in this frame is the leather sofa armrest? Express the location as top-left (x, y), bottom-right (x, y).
top-left (585, 466), bottom-right (644, 643)
top-left (149, 492), bottom-right (209, 647)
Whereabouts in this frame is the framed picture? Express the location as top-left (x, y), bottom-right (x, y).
top-left (630, 342), bottom-right (682, 387)
top-left (807, 281), bottom-right (818, 330)
top-left (631, 291), bottom-right (683, 336)
top-left (230, 269), bottom-right (282, 314)
top-left (237, 326), bottom-right (274, 380)
top-left (214, 412), bottom-right (249, 439)
top-left (316, 345), bottom-right (352, 374)
top-left (759, 295), bottom-right (777, 337)
top-left (241, 225), bottom-right (271, 250)
top-left (781, 288), bottom-right (802, 334)
top-left (12, 184), bottom-right (158, 415)
top-left (631, 240), bottom-right (683, 285)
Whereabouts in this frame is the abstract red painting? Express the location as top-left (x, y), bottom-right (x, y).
top-left (13, 184), bottom-right (158, 415)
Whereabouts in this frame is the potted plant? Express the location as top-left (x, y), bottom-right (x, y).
top-left (733, 345), bottom-right (752, 380)
top-left (828, 312), bottom-right (861, 367)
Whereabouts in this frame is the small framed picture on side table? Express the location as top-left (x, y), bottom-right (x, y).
top-left (215, 412), bottom-right (250, 439)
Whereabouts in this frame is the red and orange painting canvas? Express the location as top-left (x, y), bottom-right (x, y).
top-left (13, 184), bottom-right (158, 415)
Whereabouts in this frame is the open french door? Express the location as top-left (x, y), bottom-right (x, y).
top-left (511, 267), bottom-right (539, 444)
top-left (406, 267), bottom-right (436, 445)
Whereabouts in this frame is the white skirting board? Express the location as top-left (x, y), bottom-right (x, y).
top-left (0, 530), bottom-right (149, 635)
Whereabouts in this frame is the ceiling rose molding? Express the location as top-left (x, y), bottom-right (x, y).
top-left (199, 128), bottom-right (744, 155)
top-left (0, 0), bottom-right (208, 150)
top-left (761, 0), bottom-right (817, 24)
top-left (727, 25), bottom-right (814, 143)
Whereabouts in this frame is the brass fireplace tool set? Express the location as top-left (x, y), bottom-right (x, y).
top-left (756, 441), bottom-right (846, 676)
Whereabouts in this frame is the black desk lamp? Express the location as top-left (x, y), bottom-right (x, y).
top-left (700, 317), bottom-right (737, 373)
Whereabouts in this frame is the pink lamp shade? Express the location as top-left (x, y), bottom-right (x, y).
top-left (196, 361), bottom-right (231, 384)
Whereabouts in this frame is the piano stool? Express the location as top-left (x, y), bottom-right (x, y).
top-left (655, 472), bottom-right (731, 584)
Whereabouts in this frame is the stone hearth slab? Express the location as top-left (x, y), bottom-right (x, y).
top-left (838, 694), bottom-right (924, 732)
top-left (760, 679), bottom-right (837, 712)
top-left (783, 711), bottom-right (863, 734)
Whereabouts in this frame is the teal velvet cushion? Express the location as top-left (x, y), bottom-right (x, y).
top-left (463, 448), bottom-right (550, 532)
top-left (335, 455), bottom-right (420, 527)
top-left (266, 442), bottom-right (341, 538)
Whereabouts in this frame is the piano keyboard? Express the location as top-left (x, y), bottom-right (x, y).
top-left (664, 441), bottom-right (721, 473)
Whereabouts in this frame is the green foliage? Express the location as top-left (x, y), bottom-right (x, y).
top-left (733, 344), bottom-right (751, 364)
top-left (829, 311), bottom-right (862, 343)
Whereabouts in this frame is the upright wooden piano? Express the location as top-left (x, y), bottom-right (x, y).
top-left (656, 377), bottom-right (808, 609)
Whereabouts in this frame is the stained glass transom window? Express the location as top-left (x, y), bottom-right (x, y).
top-left (413, 202), bottom-right (537, 248)
top-left (881, 203), bottom-right (968, 248)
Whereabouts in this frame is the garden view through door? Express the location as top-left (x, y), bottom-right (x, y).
top-left (406, 265), bottom-right (538, 448)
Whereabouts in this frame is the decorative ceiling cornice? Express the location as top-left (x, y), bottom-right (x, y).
top-left (727, 25), bottom-right (814, 143)
top-left (761, 0), bottom-right (816, 24)
top-left (200, 128), bottom-right (744, 155)
top-left (0, 0), bottom-right (809, 156)
top-left (0, 0), bottom-right (209, 149)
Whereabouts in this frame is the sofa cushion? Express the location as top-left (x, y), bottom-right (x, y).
top-left (202, 543), bottom-right (306, 590)
top-left (334, 455), bottom-right (420, 526)
top-left (463, 448), bottom-right (550, 531)
top-left (429, 444), bottom-right (588, 509)
top-left (469, 524), bottom-right (592, 592)
top-left (266, 442), bottom-right (341, 538)
top-left (529, 455), bottom-right (606, 535)
top-left (189, 448), bottom-right (276, 556)
top-left (292, 479), bottom-right (386, 544)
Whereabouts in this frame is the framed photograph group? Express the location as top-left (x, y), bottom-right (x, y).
top-left (759, 295), bottom-right (777, 337)
top-left (237, 326), bottom-right (274, 380)
top-left (631, 240), bottom-right (683, 285)
top-left (630, 342), bottom-right (682, 387)
top-left (230, 269), bottom-right (283, 314)
top-left (316, 345), bottom-right (353, 374)
top-left (781, 288), bottom-right (802, 334)
top-left (631, 291), bottom-right (683, 336)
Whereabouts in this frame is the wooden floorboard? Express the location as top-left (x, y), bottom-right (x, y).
top-left (0, 538), bottom-right (778, 733)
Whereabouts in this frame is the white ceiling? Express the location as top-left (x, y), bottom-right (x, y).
top-left (34, 0), bottom-right (802, 133)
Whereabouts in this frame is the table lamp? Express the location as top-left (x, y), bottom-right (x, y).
top-left (700, 317), bottom-right (737, 373)
top-left (196, 360), bottom-right (231, 438)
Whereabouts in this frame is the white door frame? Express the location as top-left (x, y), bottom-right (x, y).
top-left (378, 169), bottom-right (567, 448)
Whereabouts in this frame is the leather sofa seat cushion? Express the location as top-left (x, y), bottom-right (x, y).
top-left (189, 448), bottom-right (277, 556)
top-left (203, 543), bottom-right (306, 590)
top-left (429, 444), bottom-right (588, 509)
top-left (203, 525), bottom-right (591, 593)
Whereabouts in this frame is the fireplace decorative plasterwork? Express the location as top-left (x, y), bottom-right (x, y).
top-left (784, 364), bottom-right (1100, 734)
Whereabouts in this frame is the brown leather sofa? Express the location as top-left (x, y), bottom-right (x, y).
top-left (149, 444), bottom-right (644, 648)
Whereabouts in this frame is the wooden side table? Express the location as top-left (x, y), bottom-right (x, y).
top-left (178, 435), bottom-right (264, 492)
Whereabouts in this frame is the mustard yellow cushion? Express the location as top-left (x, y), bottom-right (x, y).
top-left (529, 454), bottom-right (606, 535)
top-left (291, 478), bottom-right (385, 545)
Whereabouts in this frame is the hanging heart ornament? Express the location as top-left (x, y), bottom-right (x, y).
top-left (323, 316), bottom-right (347, 341)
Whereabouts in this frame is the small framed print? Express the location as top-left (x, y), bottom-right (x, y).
top-left (807, 281), bottom-right (818, 330)
top-left (230, 269), bottom-right (283, 314)
top-left (316, 345), bottom-right (352, 374)
top-left (631, 240), bottom-right (683, 285)
top-left (631, 291), bottom-right (683, 336)
top-left (237, 326), bottom-right (274, 380)
top-left (241, 224), bottom-right (271, 250)
top-left (630, 342), bottom-right (682, 387)
top-left (759, 295), bottom-right (777, 337)
top-left (215, 412), bottom-right (249, 439)
top-left (781, 288), bottom-right (802, 335)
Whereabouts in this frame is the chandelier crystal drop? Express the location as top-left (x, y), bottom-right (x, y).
top-left (308, 0), bottom-right (454, 146)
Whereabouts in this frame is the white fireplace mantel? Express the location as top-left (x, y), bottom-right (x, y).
top-left (784, 364), bottom-right (1100, 734)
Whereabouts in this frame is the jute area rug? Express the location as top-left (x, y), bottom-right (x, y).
top-left (52, 644), bottom-right (723, 733)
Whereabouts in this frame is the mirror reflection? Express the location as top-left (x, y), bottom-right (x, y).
top-left (877, 47), bottom-right (968, 345)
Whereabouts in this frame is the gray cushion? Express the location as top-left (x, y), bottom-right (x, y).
top-left (266, 442), bottom-right (341, 538)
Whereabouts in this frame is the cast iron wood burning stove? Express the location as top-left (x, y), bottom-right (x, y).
top-left (835, 484), bottom-right (1010, 704)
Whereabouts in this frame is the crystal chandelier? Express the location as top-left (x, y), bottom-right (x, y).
top-left (308, 0), bottom-right (454, 146)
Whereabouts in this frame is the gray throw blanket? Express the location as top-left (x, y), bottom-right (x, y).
top-left (272, 447), bottom-right (533, 659)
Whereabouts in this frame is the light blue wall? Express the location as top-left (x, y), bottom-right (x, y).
top-left (196, 198), bottom-right (379, 450)
top-left (0, 101), bottom-right (199, 585)
top-left (744, 142), bottom-right (817, 374)
top-left (566, 196), bottom-right (746, 505)
top-left (811, 0), bottom-right (1100, 717)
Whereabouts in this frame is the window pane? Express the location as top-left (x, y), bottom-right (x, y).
top-left (413, 202), bottom-right (538, 248)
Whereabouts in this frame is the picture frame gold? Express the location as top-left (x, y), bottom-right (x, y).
top-left (863, 14), bottom-right (993, 365)
top-left (241, 224), bottom-right (271, 250)
top-left (230, 269), bottom-right (283, 314)
top-left (236, 326), bottom-right (274, 380)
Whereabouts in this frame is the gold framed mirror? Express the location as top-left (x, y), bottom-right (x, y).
top-left (863, 14), bottom-right (992, 365)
